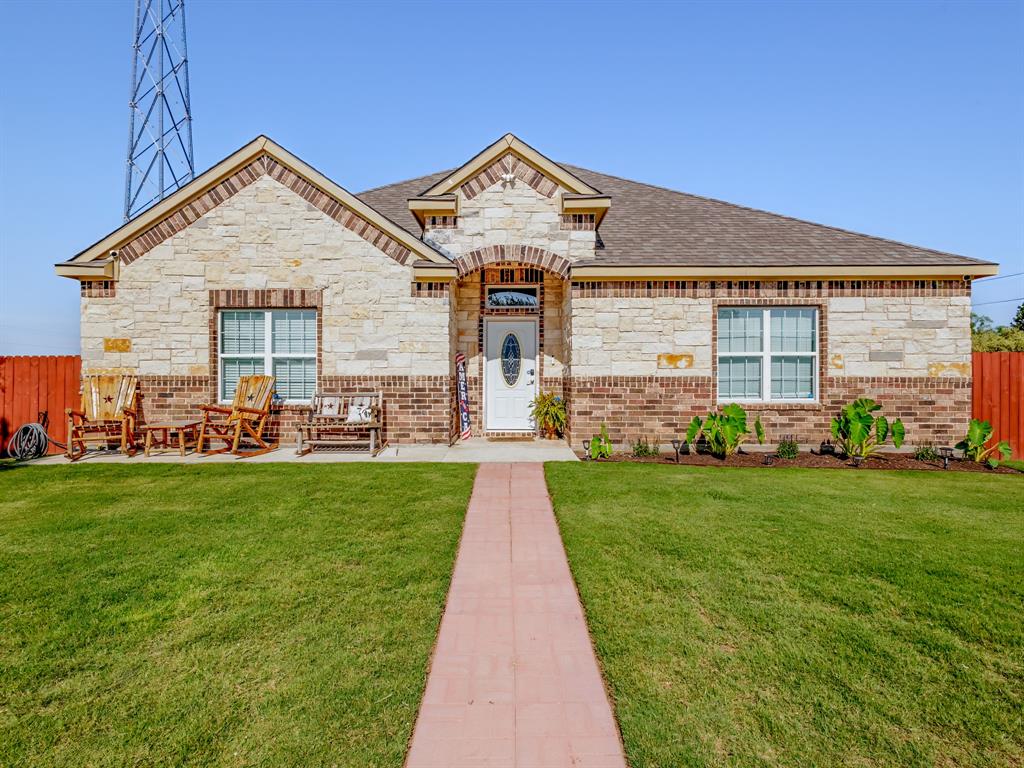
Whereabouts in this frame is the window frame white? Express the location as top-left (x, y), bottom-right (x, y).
top-left (218, 309), bottom-right (317, 405)
top-left (716, 306), bottom-right (819, 404)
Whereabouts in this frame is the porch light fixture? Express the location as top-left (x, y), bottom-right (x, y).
top-left (938, 446), bottom-right (954, 470)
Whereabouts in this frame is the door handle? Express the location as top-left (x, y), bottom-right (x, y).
top-left (527, 369), bottom-right (535, 375)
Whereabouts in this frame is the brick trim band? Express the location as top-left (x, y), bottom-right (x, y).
top-left (81, 280), bottom-right (117, 298)
top-left (119, 155), bottom-right (414, 267)
top-left (209, 288), bottom-right (324, 309)
top-left (461, 152), bottom-right (559, 200)
top-left (572, 279), bottom-right (970, 298)
top-left (456, 245), bottom-right (572, 279)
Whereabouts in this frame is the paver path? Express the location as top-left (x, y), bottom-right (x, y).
top-left (406, 462), bottom-right (627, 768)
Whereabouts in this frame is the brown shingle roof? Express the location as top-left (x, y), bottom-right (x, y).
top-left (357, 164), bottom-right (994, 269)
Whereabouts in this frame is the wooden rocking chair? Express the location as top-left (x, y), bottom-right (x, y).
top-left (66, 374), bottom-right (140, 461)
top-left (196, 375), bottom-right (278, 457)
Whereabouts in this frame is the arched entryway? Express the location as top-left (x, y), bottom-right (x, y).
top-left (450, 247), bottom-right (571, 440)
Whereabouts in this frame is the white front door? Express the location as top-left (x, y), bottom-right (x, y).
top-left (485, 319), bottom-right (537, 432)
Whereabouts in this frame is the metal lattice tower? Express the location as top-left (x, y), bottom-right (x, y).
top-left (124, 0), bottom-right (194, 221)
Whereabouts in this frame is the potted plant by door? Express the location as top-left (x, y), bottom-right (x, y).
top-left (530, 392), bottom-right (567, 439)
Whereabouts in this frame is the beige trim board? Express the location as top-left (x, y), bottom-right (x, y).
top-left (57, 135), bottom-right (452, 279)
top-left (422, 133), bottom-right (601, 197)
top-left (412, 265), bottom-right (458, 281)
top-left (569, 264), bottom-right (999, 280)
top-left (55, 258), bottom-right (119, 280)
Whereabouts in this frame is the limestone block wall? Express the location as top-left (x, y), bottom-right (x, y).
top-left (81, 176), bottom-right (449, 378)
top-left (827, 295), bottom-right (972, 377)
top-left (423, 180), bottom-right (596, 263)
top-left (570, 296), bottom-right (713, 377)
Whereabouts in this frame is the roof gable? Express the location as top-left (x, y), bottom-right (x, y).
top-left (420, 134), bottom-right (601, 197)
top-left (56, 137), bottom-right (453, 280)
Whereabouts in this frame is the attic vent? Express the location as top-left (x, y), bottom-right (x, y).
top-left (560, 213), bottom-right (596, 231)
top-left (426, 215), bottom-right (457, 229)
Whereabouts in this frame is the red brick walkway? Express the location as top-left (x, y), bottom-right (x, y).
top-left (405, 462), bottom-right (627, 768)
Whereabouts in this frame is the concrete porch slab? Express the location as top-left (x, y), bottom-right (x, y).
top-left (28, 439), bottom-right (578, 465)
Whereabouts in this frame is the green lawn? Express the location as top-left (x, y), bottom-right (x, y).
top-left (0, 463), bottom-right (476, 768)
top-left (547, 464), bottom-right (1023, 767)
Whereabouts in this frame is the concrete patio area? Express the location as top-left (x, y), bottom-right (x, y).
top-left (30, 439), bottom-right (579, 465)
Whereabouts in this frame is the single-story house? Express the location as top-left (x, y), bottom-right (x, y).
top-left (56, 134), bottom-right (997, 447)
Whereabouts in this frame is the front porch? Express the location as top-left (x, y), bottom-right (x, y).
top-left (32, 437), bottom-right (579, 465)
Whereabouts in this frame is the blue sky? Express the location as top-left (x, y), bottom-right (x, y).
top-left (1, 0), bottom-right (1022, 355)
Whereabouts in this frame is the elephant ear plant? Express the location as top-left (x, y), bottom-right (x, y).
top-left (830, 398), bottom-right (905, 459)
top-left (956, 418), bottom-right (1011, 468)
top-left (686, 403), bottom-right (764, 458)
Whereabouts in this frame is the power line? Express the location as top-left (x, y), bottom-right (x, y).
top-left (973, 296), bottom-right (1024, 307)
top-left (975, 271), bottom-right (1024, 283)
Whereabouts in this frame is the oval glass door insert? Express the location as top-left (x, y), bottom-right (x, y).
top-left (501, 333), bottom-right (521, 386)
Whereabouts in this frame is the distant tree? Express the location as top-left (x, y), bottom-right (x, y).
top-left (971, 312), bottom-right (994, 334)
top-left (973, 326), bottom-right (1024, 352)
top-left (1012, 301), bottom-right (1024, 332)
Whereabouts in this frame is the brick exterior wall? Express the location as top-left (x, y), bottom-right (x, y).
top-left (132, 374), bottom-right (450, 445)
top-left (568, 375), bottom-right (972, 450)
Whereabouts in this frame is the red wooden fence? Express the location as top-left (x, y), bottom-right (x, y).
top-left (972, 352), bottom-right (1024, 460)
top-left (0, 356), bottom-right (81, 456)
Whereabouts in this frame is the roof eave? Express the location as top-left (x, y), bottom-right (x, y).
top-left (569, 263), bottom-right (999, 280)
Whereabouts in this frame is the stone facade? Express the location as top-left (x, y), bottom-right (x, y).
top-left (81, 173), bottom-right (452, 442)
top-left (424, 155), bottom-right (596, 264)
top-left (70, 145), bottom-right (976, 450)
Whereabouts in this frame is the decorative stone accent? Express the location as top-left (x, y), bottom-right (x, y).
top-left (460, 152), bottom-right (558, 200)
top-left (869, 350), bottom-right (904, 362)
top-left (103, 338), bottom-right (132, 352)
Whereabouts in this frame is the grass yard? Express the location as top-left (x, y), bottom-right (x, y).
top-left (547, 463), bottom-right (1023, 767)
top-left (0, 463), bottom-right (476, 768)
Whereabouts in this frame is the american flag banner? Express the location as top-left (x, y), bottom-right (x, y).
top-left (455, 352), bottom-right (472, 440)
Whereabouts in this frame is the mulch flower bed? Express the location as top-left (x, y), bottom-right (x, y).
top-left (576, 450), bottom-right (1023, 474)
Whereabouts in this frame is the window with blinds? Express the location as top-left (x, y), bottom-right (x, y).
top-left (717, 307), bottom-right (817, 402)
top-left (219, 310), bottom-right (316, 402)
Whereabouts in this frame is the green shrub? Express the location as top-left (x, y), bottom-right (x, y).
top-left (530, 392), bottom-right (567, 438)
top-left (912, 445), bottom-right (939, 461)
top-left (830, 398), bottom-right (905, 459)
top-left (589, 424), bottom-right (613, 460)
top-left (686, 403), bottom-right (764, 459)
top-left (776, 438), bottom-right (799, 459)
top-left (631, 436), bottom-right (660, 458)
top-left (955, 418), bottom-right (1011, 468)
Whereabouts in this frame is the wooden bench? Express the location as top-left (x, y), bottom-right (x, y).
top-left (296, 392), bottom-right (385, 456)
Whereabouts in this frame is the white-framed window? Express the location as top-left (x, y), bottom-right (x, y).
top-left (219, 309), bottom-right (316, 403)
top-left (717, 307), bottom-right (818, 402)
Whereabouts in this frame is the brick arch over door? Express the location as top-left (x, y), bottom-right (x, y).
top-left (454, 245), bottom-right (572, 279)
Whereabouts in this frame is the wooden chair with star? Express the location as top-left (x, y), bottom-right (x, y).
top-left (195, 374), bottom-right (278, 457)
top-left (65, 373), bottom-right (140, 461)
